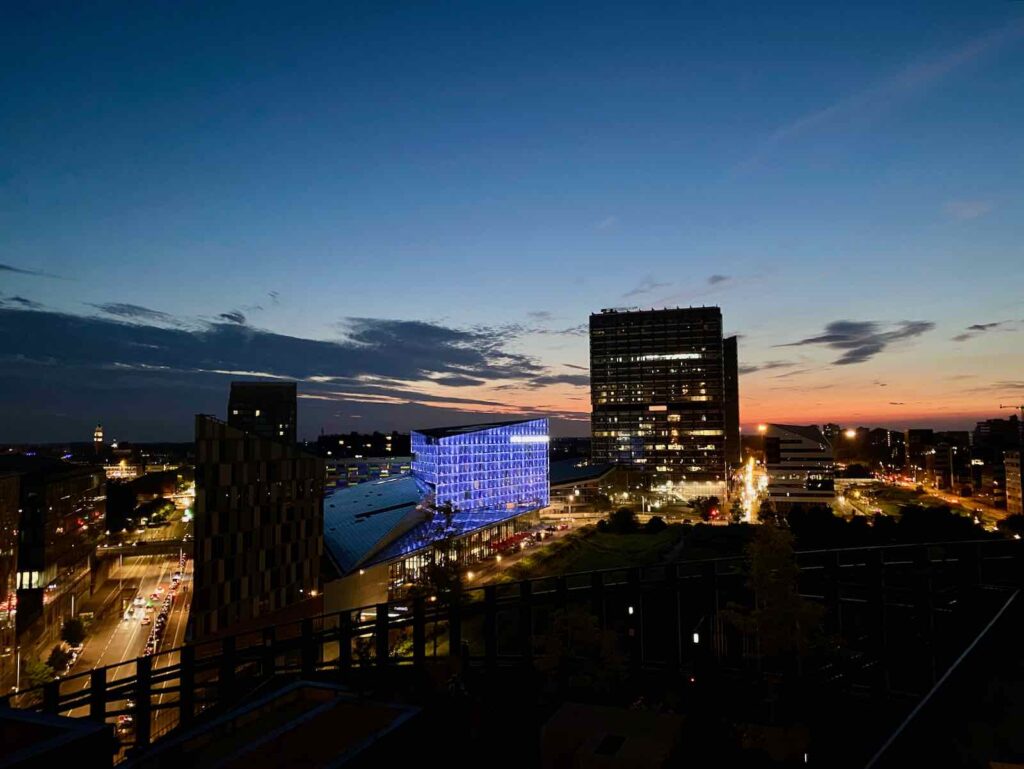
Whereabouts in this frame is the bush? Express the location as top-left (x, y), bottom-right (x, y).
top-left (607, 508), bottom-right (638, 534)
top-left (47, 645), bottom-right (70, 672)
top-left (61, 617), bottom-right (86, 647)
top-left (644, 515), bottom-right (668, 533)
top-left (24, 659), bottom-right (54, 688)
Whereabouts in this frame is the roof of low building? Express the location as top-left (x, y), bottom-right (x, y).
top-left (411, 418), bottom-right (543, 440)
top-left (323, 475), bottom-right (423, 573)
top-left (550, 459), bottom-right (615, 486)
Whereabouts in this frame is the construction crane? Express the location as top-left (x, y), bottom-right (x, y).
top-left (999, 404), bottom-right (1024, 418)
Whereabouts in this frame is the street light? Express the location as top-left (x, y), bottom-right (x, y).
top-left (844, 429), bottom-right (857, 439)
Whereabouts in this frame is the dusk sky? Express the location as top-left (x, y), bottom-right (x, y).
top-left (2, 2), bottom-right (1023, 442)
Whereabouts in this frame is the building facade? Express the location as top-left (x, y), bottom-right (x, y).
top-left (590, 307), bottom-right (729, 499)
top-left (0, 472), bottom-right (18, 690)
top-left (192, 415), bottom-right (323, 639)
top-left (0, 456), bottom-right (104, 645)
top-left (411, 419), bottom-right (550, 514)
top-left (764, 424), bottom-right (835, 508)
top-left (227, 382), bottom-right (298, 444)
top-left (1005, 451), bottom-right (1022, 517)
top-left (723, 335), bottom-right (741, 466)
top-left (324, 419), bottom-right (550, 609)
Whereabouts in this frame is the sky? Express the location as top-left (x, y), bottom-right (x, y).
top-left (2, 1), bottom-right (1023, 442)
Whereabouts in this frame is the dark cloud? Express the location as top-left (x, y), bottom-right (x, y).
top-left (532, 324), bottom-right (587, 337)
top-left (707, 274), bottom-right (730, 285)
top-left (889, 402), bottom-right (906, 405)
top-left (90, 303), bottom-right (177, 324)
top-left (780, 320), bottom-right (934, 365)
top-left (563, 363), bottom-right (588, 371)
top-left (218, 310), bottom-right (247, 325)
top-left (0, 295), bottom-right (44, 310)
top-left (738, 360), bottom-right (797, 375)
top-left (268, 291), bottom-right (280, 304)
top-left (429, 375), bottom-right (486, 388)
top-left (952, 320), bottom-right (1010, 342)
top-left (526, 373), bottom-right (590, 388)
top-left (0, 308), bottom-right (585, 441)
top-left (0, 262), bottom-right (62, 279)
top-left (527, 311), bottom-right (554, 322)
top-left (622, 275), bottom-right (672, 299)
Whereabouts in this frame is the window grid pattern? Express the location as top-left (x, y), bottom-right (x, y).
top-left (411, 419), bottom-right (550, 514)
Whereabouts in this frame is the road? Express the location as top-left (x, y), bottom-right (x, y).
top-left (65, 553), bottom-right (191, 719)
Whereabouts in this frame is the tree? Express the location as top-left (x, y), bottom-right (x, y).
top-left (24, 659), bottom-right (54, 688)
top-left (757, 498), bottom-right (786, 527)
top-left (607, 507), bottom-right (638, 533)
top-left (722, 525), bottom-right (824, 661)
top-left (729, 498), bottom-right (744, 524)
top-left (592, 493), bottom-right (613, 512)
top-left (61, 617), bottom-right (86, 647)
top-left (998, 514), bottom-right (1024, 537)
top-left (47, 645), bottom-right (71, 673)
top-left (409, 501), bottom-right (464, 601)
top-left (691, 496), bottom-right (720, 522)
top-left (535, 606), bottom-right (626, 695)
top-left (644, 515), bottom-right (667, 533)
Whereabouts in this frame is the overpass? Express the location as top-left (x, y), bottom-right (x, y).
top-left (94, 540), bottom-right (188, 559)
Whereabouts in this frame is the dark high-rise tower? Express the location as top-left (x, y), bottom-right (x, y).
top-left (590, 306), bottom-right (728, 497)
top-left (228, 382), bottom-right (297, 443)
top-left (723, 335), bottom-right (740, 466)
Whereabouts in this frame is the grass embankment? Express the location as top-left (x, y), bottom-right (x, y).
top-left (868, 485), bottom-right (972, 517)
top-left (494, 525), bottom-right (686, 581)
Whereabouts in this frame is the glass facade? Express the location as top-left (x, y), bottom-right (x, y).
top-left (411, 419), bottom-right (550, 514)
top-left (590, 307), bottom-right (729, 486)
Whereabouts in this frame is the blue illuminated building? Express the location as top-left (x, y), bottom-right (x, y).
top-left (411, 419), bottom-right (549, 514)
top-left (323, 418), bottom-right (551, 607)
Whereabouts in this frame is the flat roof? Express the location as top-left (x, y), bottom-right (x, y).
top-left (412, 418), bottom-right (543, 440)
top-left (323, 475), bottom-right (422, 573)
top-left (550, 459), bottom-right (615, 486)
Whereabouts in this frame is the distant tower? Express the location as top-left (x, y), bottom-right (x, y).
top-left (93, 423), bottom-right (104, 454)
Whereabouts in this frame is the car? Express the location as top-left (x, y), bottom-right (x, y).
top-left (140, 615), bottom-right (151, 625)
top-left (125, 698), bottom-right (136, 710)
top-left (133, 596), bottom-right (144, 607)
top-left (155, 586), bottom-right (164, 595)
top-left (116, 715), bottom-right (134, 734)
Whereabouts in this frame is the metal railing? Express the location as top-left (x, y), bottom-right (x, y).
top-left (3, 538), bottom-right (1020, 762)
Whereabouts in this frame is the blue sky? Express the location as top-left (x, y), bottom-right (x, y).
top-left (2, 2), bottom-right (1023, 441)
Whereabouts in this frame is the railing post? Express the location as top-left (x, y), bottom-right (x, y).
top-left (300, 617), bottom-right (316, 677)
top-left (374, 603), bottom-right (389, 667)
top-left (664, 564), bottom-right (681, 669)
top-left (519, 580), bottom-right (533, 665)
top-left (134, 656), bottom-right (152, 747)
top-left (338, 612), bottom-right (352, 672)
top-left (89, 667), bottom-right (106, 721)
top-left (555, 576), bottom-right (568, 609)
top-left (590, 572), bottom-right (604, 628)
top-left (42, 679), bottom-right (60, 715)
top-left (824, 550), bottom-right (842, 636)
top-left (448, 590), bottom-right (462, 661)
top-left (262, 625), bottom-right (277, 677)
top-left (914, 545), bottom-right (936, 684)
top-left (627, 567), bottom-right (642, 672)
top-left (865, 548), bottom-right (888, 694)
top-left (483, 586), bottom-right (497, 674)
top-left (412, 597), bottom-right (426, 667)
top-left (179, 644), bottom-right (195, 727)
top-left (219, 635), bottom-right (236, 704)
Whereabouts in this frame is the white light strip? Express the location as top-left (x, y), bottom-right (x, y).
top-left (509, 435), bottom-right (550, 444)
top-left (638, 353), bottom-right (701, 361)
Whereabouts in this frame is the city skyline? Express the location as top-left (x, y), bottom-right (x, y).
top-left (3, 3), bottom-right (1024, 440)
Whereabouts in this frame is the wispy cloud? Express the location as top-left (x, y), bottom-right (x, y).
top-left (780, 319), bottom-right (935, 365)
top-left (738, 360), bottom-right (799, 375)
top-left (0, 262), bottom-right (63, 279)
top-left (218, 310), bottom-right (247, 325)
top-left (952, 320), bottom-right (1012, 342)
top-left (0, 295), bottom-right (44, 310)
top-left (944, 200), bottom-right (994, 221)
top-left (623, 275), bottom-right (672, 299)
top-left (737, 19), bottom-right (1024, 172)
top-left (595, 215), bottom-right (618, 230)
top-left (90, 302), bottom-right (178, 325)
top-left (707, 274), bottom-right (730, 285)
